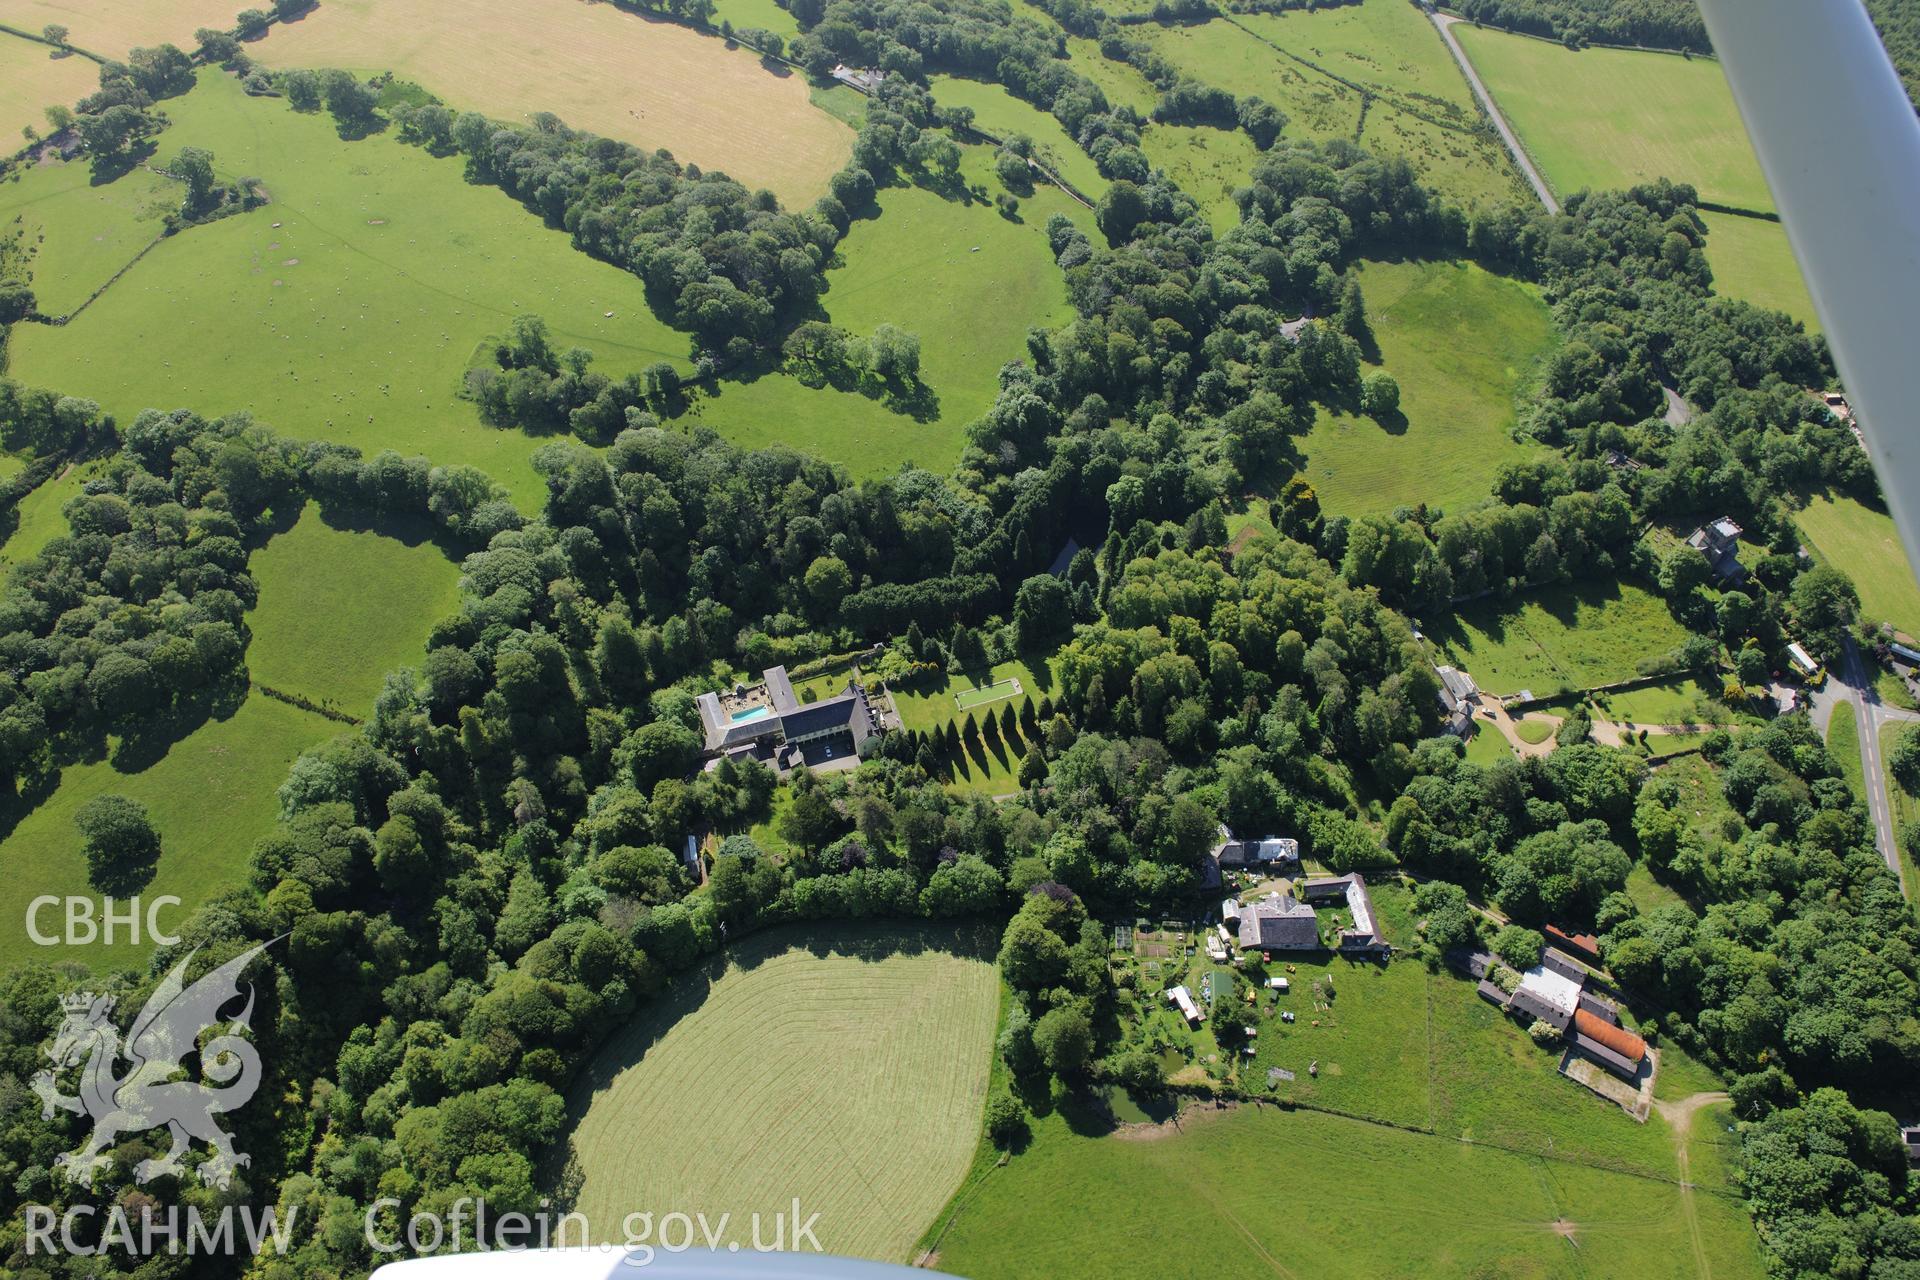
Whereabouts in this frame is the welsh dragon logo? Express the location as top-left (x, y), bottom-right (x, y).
top-left (32, 943), bottom-right (271, 1190)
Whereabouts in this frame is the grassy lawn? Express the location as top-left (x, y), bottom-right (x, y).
top-left (1465, 717), bottom-right (1512, 765)
top-left (1451, 27), bottom-right (1774, 213)
top-left (1626, 862), bottom-right (1687, 917)
top-left (1880, 720), bottom-right (1920, 900)
top-left (0, 153), bottom-right (182, 318)
top-left (1429, 580), bottom-right (1693, 698)
top-left (1702, 211), bottom-right (1819, 330)
top-left (0, 692), bottom-right (333, 973)
top-left (568, 922), bottom-right (1001, 1263)
top-left (1829, 701), bottom-right (1865, 799)
top-left (1591, 677), bottom-right (1723, 727)
top-left (1063, 36), bottom-right (1159, 114)
top-left (1514, 716), bottom-right (1555, 745)
top-left (0, 33), bottom-right (97, 149)
top-left (250, 0), bottom-right (851, 204)
top-left (1795, 491), bottom-right (1920, 637)
top-left (929, 75), bottom-right (1107, 198)
top-left (245, 502), bottom-right (462, 718)
top-left (1138, 122), bottom-right (1261, 233)
top-left (891, 656), bottom-right (1058, 795)
top-left (1298, 257), bottom-right (1553, 519)
top-left (0, 458), bottom-right (96, 568)
top-left (708, 0), bottom-right (802, 40)
top-left (934, 1096), bottom-right (1761, 1279)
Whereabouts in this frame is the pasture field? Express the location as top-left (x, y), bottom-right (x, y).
top-left (1236, 1), bottom-right (1475, 114)
top-left (0, 0), bottom-right (239, 59)
top-left (0, 692), bottom-right (332, 972)
top-left (0, 457), bottom-right (94, 567)
top-left (568, 923), bottom-right (1001, 1263)
top-left (929, 75), bottom-right (1108, 198)
top-left (245, 503), bottom-right (461, 718)
top-left (1136, 20), bottom-right (1362, 144)
top-left (1064, 37), bottom-right (1158, 113)
top-left (1429, 580), bottom-right (1693, 697)
top-left (1702, 211), bottom-right (1819, 330)
top-left (1297, 257), bottom-right (1553, 518)
top-left (707, 0), bottom-right (801, 41)
top-left (1796, 491), bottom-right (1920, 636)
top-left (6, 69), bottom-right (691, 507)
top-left (933, 1102), bottom-right (1761, 1279)
top-left (1357, 97), bottom-right (1523, 208)
top-left (0, 151), bottom-right (180, 318)
top-left (814, 147), bottom-right (1078, 468)
top-left (1451, 27), bottom-right (1774, 213)
top-left (1138, 123), bottom-right (1260, 233)
top-left (247, 0), bottom-right (851, 204)
top-left (0, 32), bottom-right (96, 147)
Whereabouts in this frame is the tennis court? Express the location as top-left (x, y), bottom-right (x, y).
top-left (954, 677), bottom-right (1022, 710)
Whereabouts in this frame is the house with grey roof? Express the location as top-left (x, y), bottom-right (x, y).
top-left (1211, 825), bottom-right (1301, 874)
top-left (696, 665), bottom-right (878, 775)
top-left (1233, 892), bottom-right (1321, 951)
top-left (1685, 517), bottom-right (1746, 580)
top-left (1299, 873), bottom-right (1388, 952)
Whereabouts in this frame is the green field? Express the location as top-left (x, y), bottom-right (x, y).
top-left (1139, 123), bottom-right (1261, 233)
top-left (1063, 36), bottom-right (1159, 114)
top-left (245, 503), bottom-right (462, 718)
top-left (0, 154), bottom-right (182, 318)
top-left (1237, 1), bottom-right (1476, 113)
top-left (930, 76), bottom-right (1108, 198)
top-left (568, 923), bottom-right (1001, 1263)
top-left (1880, 721), bottom-right (1920, 903)
top-left (1430, 580), bottom-right (1694, 697)
top-left (1796, 492), bottom-right (1920, 637)
top-left (1829, 701), bottom-right (1864, 799)
top-left (0, 33), bottom-right (97, 152)
top-left (1452, 28), bottom-right (1774, 213)
top-left (0, 692), bottom-right (333, 972)
top-left (1138, 20), bottom-right (1362, 144)
top-left (1298, 257), bottom-right (1553, 518)
top-left (1464, 717), bottom-right (1512, 764)
top-left (1701, 212), bottom-right (1819, 330)
top-left (892, 656), bottom-right (1057, 795)
top-left (0, 458), bottom-right (96, 568)
top-left (934, 1098), bottom-right (1759, 1279)
top-left (811, 148), bottom-right (1079, 467)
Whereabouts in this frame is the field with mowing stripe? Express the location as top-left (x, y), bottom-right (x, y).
top-left (1430, 580), bottom-right (1694, 697)
top-left (1451, 27), bottom-right (1773, 212)
top-left (1796, 491), bottom-right (1920, 636)
top-left (568, 923), bottom-right (1001, 1263)
top-left (0, 33), bottom-right (96, 147)
top-left (0, 692), bottom-right (333, 972)
top-left (933, 1101), bottom-right (1761, 1279)
top-left (245, 503), bottom-right (462, 718)
top-left (1237, 0), bottom-right (1474, 112)
top-left (1298, 257), bottom-right (1553, 518)
top-left (1702, 211), bottom-right (1819, 330)
top-left (0, 0), bottom-right (240, 59)
top-left (0, 151), bottom-right (180, 318)
top-left (249, 0), bottom-right (850, 204)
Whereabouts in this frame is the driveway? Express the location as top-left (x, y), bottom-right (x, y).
top-left (1821, 636), bottom-right (1917, 890)
top-left (1429, 12), bottom-right (1560, 214)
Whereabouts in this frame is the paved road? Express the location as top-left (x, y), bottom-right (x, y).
top-left (1429, 12), bottom-right (1561, 214)
top-left (1819, 636), bottom-right (1918, 890)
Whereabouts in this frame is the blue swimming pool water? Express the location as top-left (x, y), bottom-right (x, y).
top-left (730, 705), bottom-right (773, 724)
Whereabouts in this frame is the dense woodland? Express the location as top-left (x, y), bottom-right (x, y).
top-left (0, 5), bottom-right (1914, 1278)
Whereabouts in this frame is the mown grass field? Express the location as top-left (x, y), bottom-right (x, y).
top-left (891, 655), bottom-right (1057, 795)
top-left (248, 0), bottom-right (850, 204)
top-left (0, 32), bottom-right (96, 147)
top-left (1796, 491), bottom-right (1920, 637)
top-left (708, 0), bottom-right (801, 41)
top-left (1702, 211), bottom-right (1819, 330)
top-left (933, 1100), bottom-right (1761, 1279)
top-left (1064, 36), bottom-right (1158, 113)
top-left (245, 502), bottom-right (461, 718)
top-left (0, 692), bottom-right (332, 972)
top-left (1430, 580), bottom-right (1693, 697)
top-left (0, 0), bottom-right (239, 59)
top-left (8, 70), bottom-right (692, 505)
top-left (1238, 0), bottom-right (1475, 112)
top-left (1451, 27), bottom-right (1774, 212)
top-left (1138, 123), bottom-right (1260, 233)
top-left (930, 75), bottom-right (1108, 198)
top-left (0, 151), bottom-right (180, 317)
top-left (0, 456), bottom-right (94, 567)
top-left (1297, 257), bottom-right (1553, 518)
top-left (568, 923), bottom-right (1001, 1263)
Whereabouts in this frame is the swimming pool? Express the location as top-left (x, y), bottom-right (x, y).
top-left (730, 705), bottom-right (773, 724)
